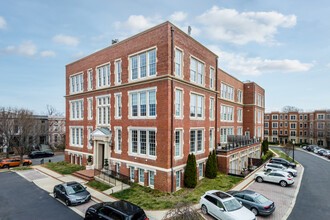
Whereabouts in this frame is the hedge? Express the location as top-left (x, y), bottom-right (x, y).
top-left (261, 151), bottom-right (274, 163)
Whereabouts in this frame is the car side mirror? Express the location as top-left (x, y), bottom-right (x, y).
top-left (219, 208), bottom-right (224, 211)
top-left (239, 201), bottom-right (242, 204)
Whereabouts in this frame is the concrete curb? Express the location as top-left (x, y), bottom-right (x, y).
top-left (281, 162), bottom-right (305, 220)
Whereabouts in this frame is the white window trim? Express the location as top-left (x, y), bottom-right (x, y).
top-left (209, 67), bottom-right (215, 90)
top-left (114, 126), bottom-right (122, 154)
top-left (209, 97), bottom-right (215, 121)
top-left (127, 127), bottom-right (157, 160)
top-left (69, 126), bottom-right (84, 148)
top-left (128, 87), bottom-right (157, 119)
top-left (114, 58), bottom-right (122, 86)
top-left (237, 89), bottom-right (243, 104)
top-left (95, 62), bottom-right (111, 89)
top-left (237, 108), bottom-right (243, 123)
top-left (174, 46), bottom-right (184, 79)
top-left (114, 92), bottom-right (122, 120)
top-left (272, 122), bottom-right (278, 128)
top-left (198, 162), bottom-right (204, 180)
top-left (70, 72), bottom-right (84, 94)
top-left (87, 126), bottom-right (93, 149)
top-left (148, 170), bottom-right (155, 188)
top-left (175, 170), bottom-right (182, 191)
top-left (69, 99), bottom-right (84, 121)
top-left (220, 104), bottom-right (234, 122)
top-left (87, 97), bottom-right (93, 120)
top-left (190, 91), bottom-right (205, 120)
top-left (220, 82), bottom-right (235, 101)
top-left (87, 68), bottom-right (93, 91)
top-left (220, 127), bottom-right (234, 143)
top-left (189, 127), bottom-right (205, 155)
top-left (96, 94), bottom-right (111, 126)
top-left (128, 46), bottom-right (158, 82)
top-left (174, 87), bottom-right (184, 120)
top-left (209, 128), bottom-right (215, 150)
top-left (189, 55), bottom-right (205, 86)
top-left (174, 128), bottom-right (184, 159)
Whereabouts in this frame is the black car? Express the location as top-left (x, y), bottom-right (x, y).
top-left (29, 151), bottom-right (54, 158)
top-left (54, 181), bottom-right (91, 206)
top-left (227, 190), bottom-right (275, 216)
top-left (269, 157), bottom-right (296, 168)
top-left (85, 200), bottom-right (148, 220)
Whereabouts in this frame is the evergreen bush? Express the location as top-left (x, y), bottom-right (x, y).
top-left (184, 154), bottom-right (197, 188)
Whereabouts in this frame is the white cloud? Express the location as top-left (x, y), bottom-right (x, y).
top-left (208, 45), bottom-right (313, 76)
top-left (114, 15), bottom-right (163, 34)
top-left (169, 11), bottom-right (188, 22)
top-left (52, 34), bottom-right (79, 46)
top-left (70, 51), bottom-right (84, 60)
top-left (0, 16), bottom-right (6, 30)
top-left (1, 41), bottom-right (37, 57)
top-left (40, 50), bottom-right (56, 57)
top-left (197, 6), bottom-right (296, 45)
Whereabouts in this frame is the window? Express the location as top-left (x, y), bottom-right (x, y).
top-left (209, 128), bottom-right (214, 150)
top-left (199, 163), bottom-right (203, 178)
top-left (257, 111), bottom-right (261, 123)
top-left (130, 48), bottom-right (156, 80)
top-left (221, 105), bottom-right (234, 122)
top-left (237, 108), bottom-right (242, 122)
top-left (87, 127), bottom-right (93, 149)
top-left (290, 123), bottom-right (296, 129)
top-left (280, 115), bottom-right (283, 120)
top-left (87, 69), bottom-right (93, 90)
top-left (237, 127), bottom-right (243, 135)
top-left (299, 115), bottom-right (303, 120)
top-left (300, 123), bottom-right (303, 128)
top-left (280, 122), bottom-right (283, 128)
top-left (175, 89), bottom-right (183, 118)
top-left (280, 130), bottom-right (283, 135)
top-left (139, 169), bottom-right (144, 183)
top-left (317, 114), bottom-right (324, 120)
top-left (96, 63), bottom-right (110, 88)
top-left (88, 98), bottom-right (93, 120)
top-left (115, 60), bottom-right (121, 84)
top-left (221, 83), bottom-right (234, 101)
top-left (210, 68), bottom-right (215, 89)
top-left (220, 127), bottom-right (234, 143)
top-left (237, 90), bottom-right (243, 103)
top-left (290, 131), bottom-right (296, 136)
top-left (285, 130), bottom-right (288, 135)
top-left (148, 171), bottom-right (155, 186)
top-left (190, 129), bottom-right (204, 153)
top-left (264, 122), bottom-right (269, 128)
top-left (130, 167), bottom-right (135, 181)
top-left (272, 122), bottom-right (278, 128)
top-left (70, 73), bottom-right (83, 93)
top-left (115, 93), bottom-right (122, 119)
top-left (175, 130), bottom-right (182, 157)
top-left (317, 123), bottom-right (324, 129)
top-left (209, 98), bottom-right (214, 120)
top-left (190, 57), bottom-right (204, 85)
top-left (116, 128), bottom-right (122, 152)
top-left (129, 129), bottom-right (156, 157)
top-left (272, 115), bottom-right (278, 120)
top-left (257, 94), bottom-right (262, 106)
top-left (176, 170), bottom-right (181, 188)
top-left (70, 99), bottom-right (83, 120)
top-left (70, 127), bottom-right (83, 147)
top-left (96, 95), bottom-right (110, 125)
top-left (266, 115), bottom-right (270, 120)
top-left (129, 88), bottom-right (156, 118)
top-left (175, 49), bottom-right (182, 77)
top-left (285, 122), bottom-right (288, 128)
top-left (290, 115), bottom-right (296, 120)
top-left (54, 134), bottom-right (58, 143)
top-left (190, 93), bottom-right (204, 119)
top-left (285, 115), bottom-right (288, 120)
top-left (304, 115), bottom-right (308, 120)
top-left (264, 130), bottom-right (269, 135)
top-left (272, 130), bottom-right (278, 135)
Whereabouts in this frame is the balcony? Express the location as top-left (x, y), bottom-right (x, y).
top-left (216, 135), bottom-right (261, 153)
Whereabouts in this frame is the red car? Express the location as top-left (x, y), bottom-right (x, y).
top-left (0, 158), bottom-right (32, 168)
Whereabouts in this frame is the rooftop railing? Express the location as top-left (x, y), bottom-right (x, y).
top-left (216, 135), bottom-right (261, 153)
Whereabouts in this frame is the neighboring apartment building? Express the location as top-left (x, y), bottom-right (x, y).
top-left (264, 110), bottom-right (330, 147)
top-left (65, 21), bottom-right (265, 192)
top-left (48, 116), bottom-right (66, 149)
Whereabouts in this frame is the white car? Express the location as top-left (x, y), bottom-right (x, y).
top-left (255, 170), bottom-right (294, 187)
top-left (264, 163), bottom-right (297, 177)
top-left (323, 150), bottom-right (330, 157)
top-left (200, 190), bottom-right (256, 220)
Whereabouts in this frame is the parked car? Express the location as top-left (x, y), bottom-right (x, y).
top-left (313, 147), bottom-right (321, 154)
top-left (269, 157), bottom-right (296, 168)
top-left (255, 170), bottom-right (294, 187)
top-left (0, 158), bottom-right (32, 168)
top-left (264, 163), bottom-right (297, 177)
top-left (328, 154), bottom-right (330, 159)
top-left (85, 200), bottom-right (148, 220)
top-left (227, 190), bottom-right (275, 216)
top-left (302, 145), bottom-right (307, 150)
top-left (317, 149), bottom-right (326, 156)
top-left (322, 150), bottom-right (330, 157)
top-left (53, 181), bottom-right (91, 206)
top-left (29, 151), bottom-right (54, 158)
top-left (200, 190), bottom-right (256, 220)
top-left (307, 145), bottom-right (317, 151)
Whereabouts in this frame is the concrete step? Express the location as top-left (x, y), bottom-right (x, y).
top-left (72, 171), bottom-right (94, 182)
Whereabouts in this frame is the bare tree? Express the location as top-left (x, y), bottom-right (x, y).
top-left (282, 142), bottom-right (293, 160)
top-left (282, 106), bottom-right (302, 113)
top-left (46, 104), bottom-right (63, 116)
top-left (0, 107), bottom-right (16, 158)
top-left (163, 202), bottom-right (200, 220)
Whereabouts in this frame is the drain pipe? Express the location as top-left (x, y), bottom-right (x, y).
top-left (215, 57), bottom-right (219, 150)
top-left (170, 26), bottom-right (174, 193)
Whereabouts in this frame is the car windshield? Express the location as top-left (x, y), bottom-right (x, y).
top-left (66, 184), bottom-right (85, 195)
top-left (223, 198), bottom-right (242, 212)
top-left (255, 194), bottom-right (268, 204)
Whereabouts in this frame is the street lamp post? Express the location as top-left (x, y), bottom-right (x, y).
top-left (292, 140), bottom-right (295, 162)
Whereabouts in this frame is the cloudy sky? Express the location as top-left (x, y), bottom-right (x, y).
top-left (1, 0), bottom-right (329, 114)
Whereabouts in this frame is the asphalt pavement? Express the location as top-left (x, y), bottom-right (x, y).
top-left (30, 154), bottom-right (64, 165)
top-left (0, 171), bottom-right (82, 220)
top-left (271, 147), bottom-right (330, 220)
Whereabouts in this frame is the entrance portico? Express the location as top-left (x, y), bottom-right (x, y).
top-left (91, 127), bottom-right (112, 170)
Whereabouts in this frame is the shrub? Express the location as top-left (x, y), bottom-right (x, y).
top-left (87, 155), bottom-right (92, 163)
top-left (261, 139), bottom-right (269, 156)
top-left (184, 154), bottom-right (197, 188)
top-left (205, 152), bottom-right (213, 178)
top-left (261, 151), bottom-right (274, 162)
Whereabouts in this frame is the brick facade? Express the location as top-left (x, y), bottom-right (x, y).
top-left (65, 22), bottom-right (265, 192)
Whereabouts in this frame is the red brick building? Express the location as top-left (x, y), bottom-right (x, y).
top-left (264, 110), bottom-right (330, 147)
top-left (65, 22), bottom-right (264, 192)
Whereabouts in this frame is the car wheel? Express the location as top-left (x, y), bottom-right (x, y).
top-left (65, 199), bottom-right (71, 206)
top-left (23, 162), bottom-right (28, 166)
top-left (280, 180), bottom-right (287, 187)
top-left (54, 191), bottom-right (57, 198)
top-left (251, 208), bottom-right (258, 216)
top-left (256, 177), bottom-right (263, 183)
top-left (201, 205), bottom-right (208, 215)
top-left (3, 164), bottom-right (9, 169)
top-left (289, 172), bottom-right (294, 176)
top-left (267, 169), bottom-right (271, 172)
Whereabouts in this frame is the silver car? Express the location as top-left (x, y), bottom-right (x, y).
top-left (200, 190), bottom-right (256, 220)
top-left (255, 170), bottom-right (294, 187)
top-left (53, 181), bottom-right (91, 206)
top-left (264, 163), bottom-right (297, 177)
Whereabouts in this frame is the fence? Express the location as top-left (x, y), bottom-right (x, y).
top-left (94, 169), bottom-right (131, 189)
top-left (221, 158), bottom-right (263, 178)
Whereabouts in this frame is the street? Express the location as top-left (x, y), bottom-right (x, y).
top-left (30, 154), bottom-right (64, 165)
top-left (0, 171), bottom-right (82, 220)
top-left (271, 147), bottom-right (330, 220)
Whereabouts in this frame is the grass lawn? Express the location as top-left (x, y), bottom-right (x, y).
top-left (45, 161), bottom-right (85, 175)
top-left (111, 173), bottom-right (242, 210)
top-left (87, 180), bottom-right (112, 191)
top-left (272, 149), bottom-right (299, 164)
top-left (12, 166), bottom-right (32, 171)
